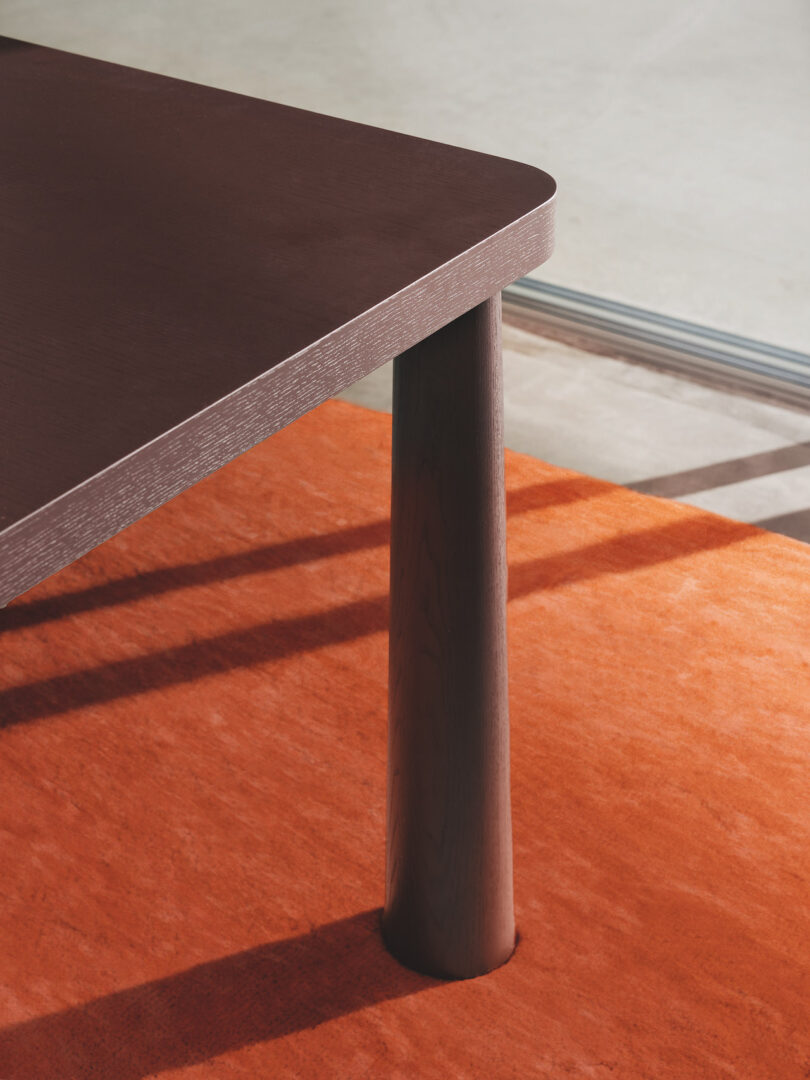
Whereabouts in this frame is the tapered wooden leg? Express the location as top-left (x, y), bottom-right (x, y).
top-left (382, 294), bottom-right (514, 980)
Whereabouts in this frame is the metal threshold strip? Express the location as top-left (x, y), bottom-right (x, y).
top-left (503, 279), bottom-right (810, 410)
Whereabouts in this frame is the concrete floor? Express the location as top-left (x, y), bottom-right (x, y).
top-left (337, 317), bottom-right (810, 543)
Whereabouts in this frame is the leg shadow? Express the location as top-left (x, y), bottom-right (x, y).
top-left (0, 909), bottom-right (437, 1080)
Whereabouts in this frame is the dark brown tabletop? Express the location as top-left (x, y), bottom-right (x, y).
top-left (1, 35), bottom-right (558, 982)
top-left (0, 36), bottom-right (555, 606)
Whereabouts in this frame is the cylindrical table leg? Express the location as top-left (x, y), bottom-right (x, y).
top-left (382, 294), bottom-right (514, 980)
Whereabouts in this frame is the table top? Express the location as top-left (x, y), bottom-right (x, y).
top-left (0, 36), bottom-right (555, 606)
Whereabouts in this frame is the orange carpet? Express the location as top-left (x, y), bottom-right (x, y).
top-left (1, 398), bottom-right (808, 1079)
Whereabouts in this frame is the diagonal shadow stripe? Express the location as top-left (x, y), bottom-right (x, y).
top-left (627, 441), bottom-right (810, 499)
top-left (0, 521), bottom-right (390, 633)
top-left (0, 513), bottom-right (759, 728)
top-left (0, 476), bottom-right (610, 632)
top-left (508, 514), bottom-right (760, 597)
top-left (753, 507), bottom-right (810, 544)
top-left (0, 594), bottom-right (388, 726)
top-left (0, 909), bottom-right (438, 1080)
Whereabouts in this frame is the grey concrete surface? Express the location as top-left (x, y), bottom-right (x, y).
top-left (336, 320), bottom-right (810, 542)
top-left (1, 0), bottom-right (808, 350)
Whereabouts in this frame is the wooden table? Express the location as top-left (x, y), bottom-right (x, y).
top-left (0, 36), bottom-right (556, 980)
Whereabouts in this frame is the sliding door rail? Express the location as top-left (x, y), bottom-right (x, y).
top-left (503, 279), bottom-right (810, 409)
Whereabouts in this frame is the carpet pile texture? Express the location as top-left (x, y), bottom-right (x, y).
top-left (1, 398), bottom-right (808, 1079)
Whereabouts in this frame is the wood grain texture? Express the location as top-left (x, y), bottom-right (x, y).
top-left (383, 296), bottom-right (514, 979)
top-left (0, 36), bottom-right (555, 605)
